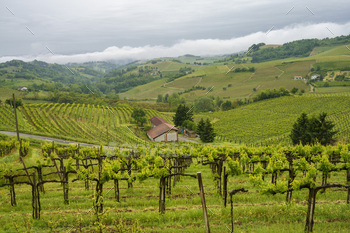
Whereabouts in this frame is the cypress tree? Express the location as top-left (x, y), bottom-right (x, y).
top-left (173, 104), bottom-right (193, 127)
top-left (199, 118), bottom-right (215, 143)
top-left (196, 118), bottom-right (205, 137)
top-left (290, 112), bottom-right (336, 145)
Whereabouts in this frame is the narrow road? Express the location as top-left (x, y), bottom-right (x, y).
top-left (0, 131), bottom-right (100, 147)
top-left (178, 136), bottom-right (198, 143)
top-left (1, 131), bottom-right (198, 146)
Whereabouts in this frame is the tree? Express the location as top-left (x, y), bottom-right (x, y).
top-left (291, 87), bottom-right (298, 94)
top-left (156, 94), bottom-right (163, 103)
top-left (167, 93), bottom-right (180, 109)
top-left (290, 113), bottom-right (310, 145)
top-left (163, 94), bottom-right (169, 103)
top-left (131, 108), bottom-right (146, 126)
top-left (290, 113), bottom-right (336, 145)
top-left (173, 105), bottom-right (193, 127)
top-left (221, 100), bottom-right (232, 111)
top-left (196, 118), bottom-right (205, 136)
top-left (5, 98), bottom-right (23, 108)
top-left (308, 113), bottom-right (337, 145)
top-left (182, 120), bottom-right (196, 131)
top-left (215, 96), bottom-right (223, 108)
top-left (200, 119), bottom-right (215, 143)
top-left (194, 97), bottom-right (214, 112)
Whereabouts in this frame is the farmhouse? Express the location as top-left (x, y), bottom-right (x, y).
top-left (311, 74), bottom-right (320, 80)
top-left (147, 117), bottom-right (178, 142)
top-left (17, 86), bottom-right (28, 91)
top-left (294, 76), bottom-right (303, 80)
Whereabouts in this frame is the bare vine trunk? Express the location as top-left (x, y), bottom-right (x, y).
top-left (305, 188), bottom-right (317, 232)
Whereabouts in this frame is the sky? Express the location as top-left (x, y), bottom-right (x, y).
top-left (0, 0), bottom-right (349, 64)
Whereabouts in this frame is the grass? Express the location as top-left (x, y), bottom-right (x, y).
top-left (0, 145), bottom-right (349, 232)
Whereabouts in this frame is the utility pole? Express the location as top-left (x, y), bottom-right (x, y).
top-left (12, 94), bottom-right (22, 157)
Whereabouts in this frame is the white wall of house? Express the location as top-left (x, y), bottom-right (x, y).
top-left (151, 130), bottom-right (178, 142)
top-left (154, 134), bottom-right (166, 142)
top-left (166, 131), bottom-right (178, 141)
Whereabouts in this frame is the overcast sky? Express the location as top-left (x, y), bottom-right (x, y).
top-left (0, 0), bottom-right (349, 64)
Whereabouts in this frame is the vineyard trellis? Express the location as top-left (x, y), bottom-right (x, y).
top-left (1, 141), bottom-right (350, 232)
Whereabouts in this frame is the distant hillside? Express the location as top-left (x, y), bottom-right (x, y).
top-left (0, 60), bottom-right (107, 96)
top-left (250, 35), bottom-right (350, 63)
top-left (67, 61), bottom-right (121, 73)
top-left (0, 60), bottom-right (102, 84)
top-left (120, 42), bottom-right (350, 102)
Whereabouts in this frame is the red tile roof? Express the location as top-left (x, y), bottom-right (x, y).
top-left (147, 122), bottom-right (178, 139)
top-left (150, 116), bottom-right (168, 126)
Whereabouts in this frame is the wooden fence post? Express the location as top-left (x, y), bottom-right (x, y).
top-left (197, 172), bottom-right (210, 233)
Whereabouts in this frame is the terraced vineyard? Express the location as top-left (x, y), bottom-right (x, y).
top-left (202, 92), bottom-right (350, 145)
top-left (0, 103), bottom-right (172, 145)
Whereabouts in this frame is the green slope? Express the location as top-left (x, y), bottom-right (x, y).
top-left (0, 103), bottom-right (173, 145)
top-left (198, 92), bottom-right (350, 145)
top-left (120, 43), bottom-right (350, 102)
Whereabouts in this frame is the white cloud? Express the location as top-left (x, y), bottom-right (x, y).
top-left (0, 22), bottom-right (349, 64)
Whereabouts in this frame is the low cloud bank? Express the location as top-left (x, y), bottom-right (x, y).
top-left (1, 22), bottom-right (349, 64)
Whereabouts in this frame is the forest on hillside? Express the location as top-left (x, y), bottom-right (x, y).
top-left (250, 35), bottom-right (350, 63)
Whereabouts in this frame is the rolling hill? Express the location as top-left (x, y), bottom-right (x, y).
top-left (197, 92), bottom-right (350, 145)
top-left (120, 43), bottom-right (350, 102)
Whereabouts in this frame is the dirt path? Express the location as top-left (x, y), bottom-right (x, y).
top-left (194, 77), bottom-right (202, 86)
top-left (275, 66), bottom-right (284, 78)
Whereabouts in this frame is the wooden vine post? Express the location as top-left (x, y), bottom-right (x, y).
top-left (347, 169), bottom-right (350, 204)
top-left (31, 173), bottom-right (40, 219)
top-left (159, 176), bottom-right (166, 213)
top-left (223, 166), bottom-right (228, 207)
top-left (62, 166), bottom-right (69, 204)
top-left (6, 175), bottom-right (17, 206)
top-left (229, 188), bottom-right (248, 233)
top-left (197, 172), bottom-right (210, 233)
top-left (9, 176), bottom-right (16, 206)
top-left (285, 154), bottom-right (295, 202)
top-left (114, 179), bottom-right (120, 202)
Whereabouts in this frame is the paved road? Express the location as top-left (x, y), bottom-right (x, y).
top-left (178, 135), bottom-right (198, 143)
top-left (0, 131), bottom-right (198, 146)
top-left (0, 131), bottom-right (100, 147)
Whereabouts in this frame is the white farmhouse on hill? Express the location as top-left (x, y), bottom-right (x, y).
top-left (147, 117), bottom-right (178, 142)
top-left (17, 86), bottom-right (28, 91)
top-left (311, 74), bottom-right (320, 80)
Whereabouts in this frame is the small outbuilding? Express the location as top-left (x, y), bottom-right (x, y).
top-left (184, 129), bottom-right (197, 138)
top-left (147, 117), bottom-right (178, 142)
